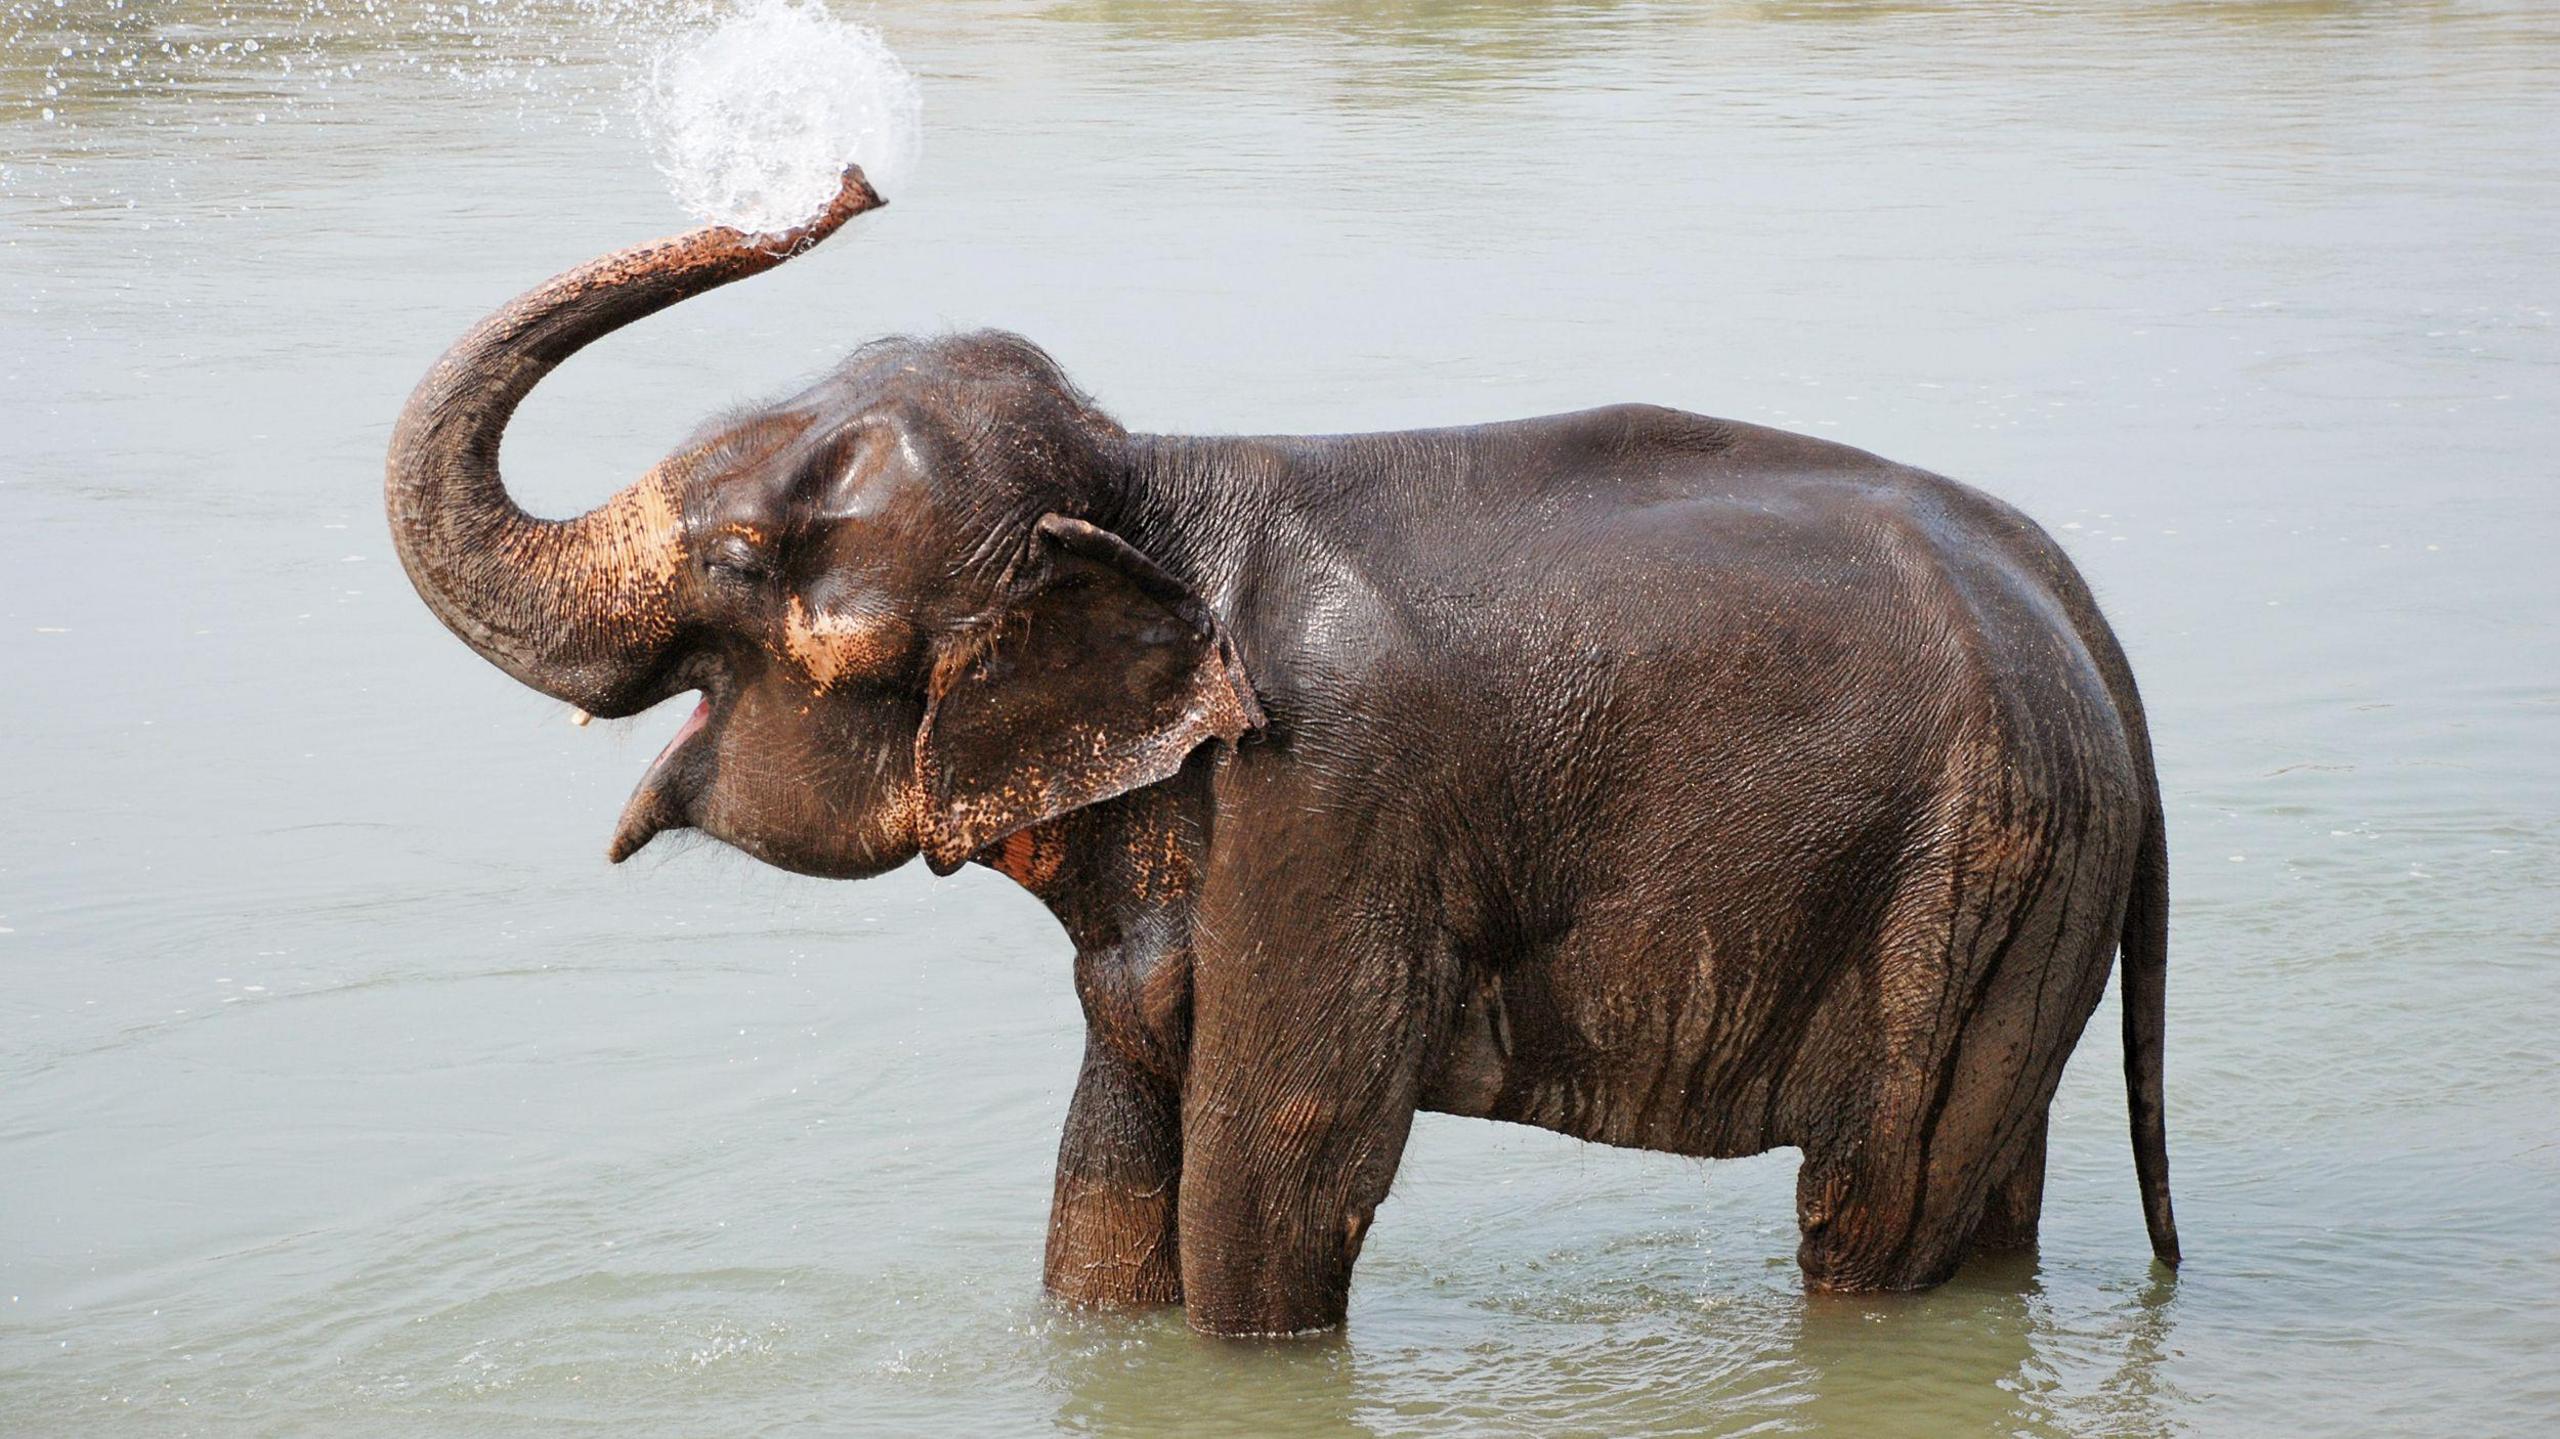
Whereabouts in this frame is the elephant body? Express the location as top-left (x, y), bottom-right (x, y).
top-left (387, 172), bottom-right (2177, 1338)
top-left (1021, 409), bottom-right (2168, 1331)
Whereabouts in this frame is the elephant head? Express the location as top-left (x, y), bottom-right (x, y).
top-left (387, 168), bottom-right (1260, 881)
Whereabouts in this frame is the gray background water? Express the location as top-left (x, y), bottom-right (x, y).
top-left (5, 1), bottom-right (2556, 1433)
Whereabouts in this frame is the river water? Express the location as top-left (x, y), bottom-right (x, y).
top-left (5, 2), bottom-right (2556, 1434)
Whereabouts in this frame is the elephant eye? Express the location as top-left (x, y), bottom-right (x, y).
top-left (703, 534), bottom-right (772, 583)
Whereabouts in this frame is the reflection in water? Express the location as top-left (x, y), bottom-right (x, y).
top-left (1782, 1256), bottom-right (2176, 1437)
top-left (1046, 1310), bottom-right (1376, 1437)
top-left (1036, 1243), bottom-right (2186, 1434)
top-left (1787, 1276), bottom-right (2051, 1437)
top-left (2098, 1271), bottom-right (2184, 1436)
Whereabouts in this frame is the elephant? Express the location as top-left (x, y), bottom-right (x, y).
top-left (387, 168), bottom-right (2179, 1337)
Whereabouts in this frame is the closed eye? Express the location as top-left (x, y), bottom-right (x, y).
top-left (703, 534), bottom-right (772, 583)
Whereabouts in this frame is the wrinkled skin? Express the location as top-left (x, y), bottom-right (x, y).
top-left (389, 170), bottom-right (2179, 1337)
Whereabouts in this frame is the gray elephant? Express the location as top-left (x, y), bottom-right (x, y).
top-left (387, 171), bottom-right (2178, 1336)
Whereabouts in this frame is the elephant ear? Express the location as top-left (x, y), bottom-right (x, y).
top-left (915, 514), bottom-right (1263, 873)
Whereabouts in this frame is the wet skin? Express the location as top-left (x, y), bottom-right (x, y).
top-left (387, 170), bottom-right (2178, 1337)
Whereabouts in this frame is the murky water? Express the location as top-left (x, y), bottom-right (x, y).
top-left (6, 1), bottom-right (2558, 1433)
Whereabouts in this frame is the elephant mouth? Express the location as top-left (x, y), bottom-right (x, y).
top-left (607, 694), bottom-right (711, 863)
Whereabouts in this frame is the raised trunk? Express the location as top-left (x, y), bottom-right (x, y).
top-left (385, 168), bottom-right (884, 716)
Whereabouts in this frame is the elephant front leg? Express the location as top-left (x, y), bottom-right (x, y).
top-left (1176, 1068), bottom-right (1421, 1337)
top-left (1045, 1036), bottom-right (1184, 1309)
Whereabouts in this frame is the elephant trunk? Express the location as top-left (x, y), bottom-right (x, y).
top-left (385, 168), bottom-right (885, 717)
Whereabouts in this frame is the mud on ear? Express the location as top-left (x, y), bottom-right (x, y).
top-left (915, 514), bottom-right (1263, 873)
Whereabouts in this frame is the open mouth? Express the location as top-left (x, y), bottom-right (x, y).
top-left (607, 694), bottom-right (711, 863)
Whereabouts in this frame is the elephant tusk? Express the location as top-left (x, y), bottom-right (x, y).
top-left (570, 709), bottom-right (593, 727)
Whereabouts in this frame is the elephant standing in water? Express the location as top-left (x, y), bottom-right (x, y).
top-left (387, 170), bottom-right (2179, 1337)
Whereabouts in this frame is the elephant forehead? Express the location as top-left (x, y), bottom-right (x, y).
top-left (806, 422), bottom-right (914, 521)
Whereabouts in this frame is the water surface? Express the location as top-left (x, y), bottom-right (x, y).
top-left (5, 1), bottom-right (2557, 1433)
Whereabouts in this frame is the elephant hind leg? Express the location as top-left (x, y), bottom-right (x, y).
top-left (1794, 960), bottom-right (2096, 1292)
top-left (1793, 849), bottom-right (2114, 1290)
top-left (1787, 721), bottom-right (2136, 1294)
top-left (1967, 1105), bottom-right (2050, 1255)
top-left (1793, 1093), bottom-right (2045, 1292)
top-left (1794, 1140), bottom-right (1972, 1293)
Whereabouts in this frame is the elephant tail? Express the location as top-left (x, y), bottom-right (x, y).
top-left (2121, 799), bottom-right (2181, 1267)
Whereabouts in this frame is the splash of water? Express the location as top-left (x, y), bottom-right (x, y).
top-left (641, 0), bottom-right (920, 235)
top-left (3, 1), bottom-right (918, 231)
top-left (3, 0), bottom-right (711, 212)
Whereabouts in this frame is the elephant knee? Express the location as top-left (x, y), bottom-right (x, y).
top-left (1263, 1088), bottom-right (1342, 1147)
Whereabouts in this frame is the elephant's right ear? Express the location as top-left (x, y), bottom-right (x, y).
top-left (914, 514), bottom-right (1262, 874)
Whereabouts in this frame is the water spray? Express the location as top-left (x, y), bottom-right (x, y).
top-left (640, 0), bottom-right (921, 235)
